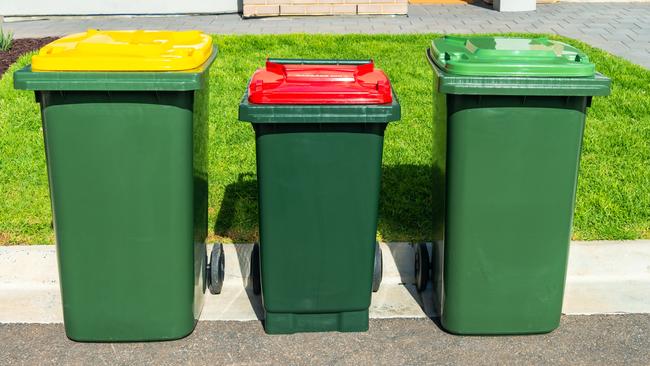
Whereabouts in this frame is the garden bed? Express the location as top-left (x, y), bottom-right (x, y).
top-left (0, 37), bottom-right (56, 76)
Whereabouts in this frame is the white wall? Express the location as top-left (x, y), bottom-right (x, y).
top-left (0, 0), bottom-right (240, 16)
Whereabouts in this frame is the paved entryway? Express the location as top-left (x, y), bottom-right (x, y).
top-left (2, 3), bottom-right (649, 68)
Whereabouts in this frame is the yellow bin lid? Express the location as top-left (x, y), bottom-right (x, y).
top-left (31, 29), bottom-right (213, 72)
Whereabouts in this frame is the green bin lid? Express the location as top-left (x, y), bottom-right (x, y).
top-left (430, 36), bottom-right (595, 77)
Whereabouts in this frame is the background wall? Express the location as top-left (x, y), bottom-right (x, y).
top-left (0, 0), bottom-right (240, 16)
top-left (243, 0), bottom-right (408, 17)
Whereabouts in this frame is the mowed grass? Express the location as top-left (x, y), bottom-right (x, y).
top-left (0, 34), bottom-right (648, 244)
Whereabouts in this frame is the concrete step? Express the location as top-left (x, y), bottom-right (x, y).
top-left (1, 241), bottom-right (649, 323)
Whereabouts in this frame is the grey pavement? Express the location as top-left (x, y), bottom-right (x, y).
top-left (2, 315), bottom-right (650, 365)
top-left (2, 3), bottom-right (650, 68)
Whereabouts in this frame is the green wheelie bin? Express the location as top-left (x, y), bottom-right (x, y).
top-left (13, 30), bottom-right (224, 341)
top-left (424, 36), bottom-right (611, 335)
top-left (239, 59), bottom-right (400, 334)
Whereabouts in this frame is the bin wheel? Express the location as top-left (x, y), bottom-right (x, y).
top-left (251, 243), bottom-right (261, 295)
top-left (207, 243), bottom-right (225, 295)
top-left (415, 243), bottom-right (430, 292)
top-left (372, 242), bottom-right (382, 292)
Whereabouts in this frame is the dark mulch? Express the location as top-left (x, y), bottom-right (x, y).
top-left (0, 37), bottom-right (57, 77)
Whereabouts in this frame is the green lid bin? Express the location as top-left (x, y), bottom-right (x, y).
top-left (239, 59), bottom-right (400, 334)
top-left (13, 30), bottom-right (223, 342)
top-left (426, 36), bottom-right (611, 335)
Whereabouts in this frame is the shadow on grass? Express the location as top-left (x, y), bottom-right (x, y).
top-left (379, 164), bottom-right (444, 243)
top-left (214, 165), bottom-right (444, 243)
top-left (213, 172), bottom-right (259, 243)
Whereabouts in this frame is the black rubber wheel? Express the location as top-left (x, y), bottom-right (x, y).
top-left (414, 242), bottom-right (430, 292)
top-left (372, 242), bottom-right (383, 292)
top-left (251, 243), bottom-right (261, 295)
top-left (207, 243), bottom-right (225, 295)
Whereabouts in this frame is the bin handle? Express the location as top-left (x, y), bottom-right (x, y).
top-left (266, 58), bottom-right (373, 66)
top-left (426, 48), bottom-right (438, 69)
top-left (265, 58), bottom-right (376, 79)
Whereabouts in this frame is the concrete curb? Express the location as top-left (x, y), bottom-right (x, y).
top-left (1, 241), bottom-right (649, 323)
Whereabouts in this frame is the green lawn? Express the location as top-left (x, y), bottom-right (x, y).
top-left (0, 34), bottom-right (648, 244)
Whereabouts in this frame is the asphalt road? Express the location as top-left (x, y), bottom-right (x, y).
top-left (2, 315), bottom-right (649, 365)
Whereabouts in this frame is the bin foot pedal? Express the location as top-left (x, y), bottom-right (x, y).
top-left (264, 309), bottom-right (369, 334)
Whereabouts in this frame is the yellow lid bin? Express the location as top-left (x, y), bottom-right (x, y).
top-left (31, 29), bottom-right (213, 71)
top-left (13, 30), bottom-right (219, 342)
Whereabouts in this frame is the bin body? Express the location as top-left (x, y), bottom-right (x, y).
top-left (13, 30), bottom-right (216, 341)
top-left (427, 37), bottom-right (611, 335)
top-left (239, 59), bottom-right (400, 334)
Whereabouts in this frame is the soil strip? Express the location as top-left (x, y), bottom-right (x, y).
top-left (0, 37), bottom-right (57, 77)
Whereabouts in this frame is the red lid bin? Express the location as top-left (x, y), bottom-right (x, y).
top-left (238, 58), bottom-right (400, 334)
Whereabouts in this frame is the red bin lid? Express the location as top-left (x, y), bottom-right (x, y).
top-left (247, 60), bottom-right (393, 105)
